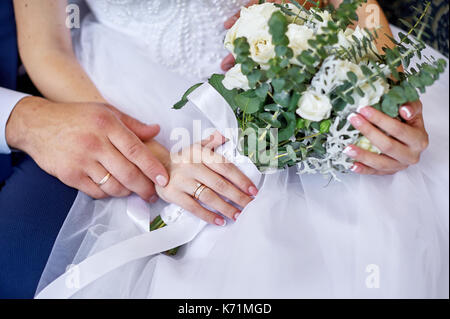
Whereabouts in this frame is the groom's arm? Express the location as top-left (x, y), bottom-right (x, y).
top-left (4, 93), bottom-right (169, 201)
top-left (0, 87), bottom-right (28, 154)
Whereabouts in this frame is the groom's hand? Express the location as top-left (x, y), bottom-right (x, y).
top-left (6, 97), bottom-right (169, 201)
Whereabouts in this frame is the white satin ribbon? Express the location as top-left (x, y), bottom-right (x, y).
top-left (36, 83), bottom-right (261, 299)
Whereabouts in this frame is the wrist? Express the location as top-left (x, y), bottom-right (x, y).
top-left (145, 139), bottom-right (172, 169)
top-left (5, 96), bottom-right (48, 152)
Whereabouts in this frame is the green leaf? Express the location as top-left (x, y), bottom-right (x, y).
top-left (208, 74), bottom-right (238, 111)
top-left (256, 83), bottom-right (270, 100)
top-left (273, 91), bottom-right (290, 108)
top-left (258, 112), bottom-right (282, 128)
top-left (247, 69), bottom-right (262, 88)
top-left (269, 11), bottom-right (288, 45)
top-left (347, 71), bottom-right (358, 84)
top-left (319, 120), bottom-right (332, 133)
top-left (298, 51), bottom-right (316, 66)
top-left (286, 145), bottom-right (297, 161)
top-left (272, 78), bottom-right (286, 92)
top-left (288, 91), bottom-right (301, 112)
top-left (234, 90), bottom-right (263, 114)
top-left (278, 112), bottom-right (297, 142)
top-left (381, 95), bottom-right (399, 118)
top-left (296, 118), bottom-right (306, 130)
top-left (173, 82), bottom-right (203, 109)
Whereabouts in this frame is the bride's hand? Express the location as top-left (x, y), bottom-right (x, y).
top-left (148, 133), bottom-right (258, 226)
top-left (345, 100), bottom-right (429, 175)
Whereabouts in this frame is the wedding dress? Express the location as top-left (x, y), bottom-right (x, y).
top-left (36, 0), bottom-right (449, 298)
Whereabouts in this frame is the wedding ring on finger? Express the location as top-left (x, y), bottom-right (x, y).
top-left (193, 183), bottom-right (207, 200)
top-left (98, 173), bottom-right (112, 186)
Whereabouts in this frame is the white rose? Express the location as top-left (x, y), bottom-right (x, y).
top-left (296, 90), bottom-right (333, 122)
top-left (248, 31), bottom-right (276, 64)
top-left (222, 64), bottom-right (250, 91)
top-left (353, 78), bottom-right (389, 111)
top-left (286, 24), bottom-right (314, 64)
top-left (240, 3), bottom-right (279, 21)
top-left (356, 136), bottom-right (381, 154)
top-left (224, 3), bottom-right (278, 57)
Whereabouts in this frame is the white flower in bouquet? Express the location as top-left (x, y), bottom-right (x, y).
top-left (222, 64), bottom-right (250, 90)
top-left (296, 90), bottom-right (333, 122)
top-left (335, 26), bottom-right (380, 61)
top-left (286, 24), bottom-right (314, 65)
top-left (284, 3), bottom-right (307, 24)
top-left (311, 57), bottom-right (389, 115)
top-left (306, 9), bottom-right (332, 34)
top-left (248, 31), bottom-right (276, 64)
top-left (356, 136), bottom-right (382, 154)
top-left (225, 3), bottom-right (278, 63)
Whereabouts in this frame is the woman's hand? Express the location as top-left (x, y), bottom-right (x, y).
top-left (147, 133), bottom-right (258, 226)
top-left (345, 100), bottom-right (429, 175)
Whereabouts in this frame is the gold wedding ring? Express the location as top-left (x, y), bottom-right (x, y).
top-left (98, 173), bottom-right (112, 186)
top-left (193, 183), bottom-right (207, 200)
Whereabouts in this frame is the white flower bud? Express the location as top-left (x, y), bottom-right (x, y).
top-left (222, 64), bottom-right (250, 91)
top-left (296, 90), bottom-right (333, 122)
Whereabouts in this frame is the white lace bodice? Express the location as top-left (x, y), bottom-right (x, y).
top-left (84, 0), bottom-right (248, 79)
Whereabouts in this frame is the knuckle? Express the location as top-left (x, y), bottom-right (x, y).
top-left (237, 192), bottom-right (250, 205)
top-left (200, 189), bottom-right (215, 202)
top-left (78, 133), bottom-right (103, 153)
top-left (389, 124), bottom-right (403, 139)
top-left (126, 142), bottom-right (144, 159)
top-left (58, 167), bottom-right (82, 184)
top-left (213, 178), bottom-right (229, 192)
top-left (379, 140), bottom-right (394, 154)
top-left (92, 111), bottom-right (113, 130)
top-left (122, 167), bottom-right (140, 184)
top-left (408, 154), bottom-right (421, 165)
top-left (420, 134), bottom-right (429, 150)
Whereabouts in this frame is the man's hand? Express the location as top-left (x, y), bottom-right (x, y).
top-left (345, 100), bottom-right (429, 175)
top-left (6, 97), bottom-right (169, 201)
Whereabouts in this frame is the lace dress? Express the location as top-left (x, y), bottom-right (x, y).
top-left (37, 0), bottom-right (449, 298)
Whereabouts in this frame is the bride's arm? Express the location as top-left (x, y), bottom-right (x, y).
top-left (329, 0), bottom-right (393, 53)
top-left (13, 0), bottom-right (105, 103)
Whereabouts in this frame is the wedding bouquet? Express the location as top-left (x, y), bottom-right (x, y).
top-left (174, 0), bottom-right (446, 180)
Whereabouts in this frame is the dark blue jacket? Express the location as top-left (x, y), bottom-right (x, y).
top-left (0, 0), bottom-right (18, 182)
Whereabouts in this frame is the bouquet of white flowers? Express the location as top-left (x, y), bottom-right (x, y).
top-left (174, 0), bottom-right (446, 180)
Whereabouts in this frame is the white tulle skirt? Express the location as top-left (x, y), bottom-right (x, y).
top-left (36, 18), bottom-right (449, 298)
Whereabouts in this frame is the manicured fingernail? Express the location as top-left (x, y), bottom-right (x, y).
top-left (357, 106), bottom-right (373, 118)
top-left (347, 113), bottom-right (363, 128)
top-left (400, 106), bottom-right (412, 120)
top-left (234, 212), bottom-right (241, 221)
top-left (350, 164), bottom-right (360, 173)
top-left (156, 175), bottom-right (168, 187)
top-left (215, 217), bottom-right (226, 226)
top-left (248, 186), bottom-right (258, 196)
top-left (150, 195), bottom-right (159, 203)
top-left (343, 146), bottom-right (358, 158)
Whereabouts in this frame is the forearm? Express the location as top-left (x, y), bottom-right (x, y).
top-left (21, 49), bottom-right (106, 104)
top-left (14, 0), bottom-right (106, 104)
top-left (329, 0), bottom-right (393, 52)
